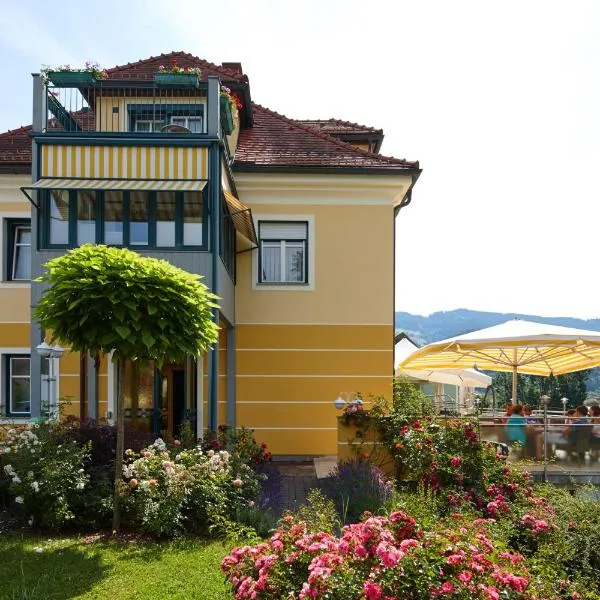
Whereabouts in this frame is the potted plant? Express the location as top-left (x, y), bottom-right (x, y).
top-left (42, 61), bottom-right (108, 87)
top-left (154, 60), bottom-right (201, 87)
top-left (220, 86), bottom-right (243, 135)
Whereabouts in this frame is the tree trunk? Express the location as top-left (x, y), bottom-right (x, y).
top-left (112, 358), bottom-right (126, 533)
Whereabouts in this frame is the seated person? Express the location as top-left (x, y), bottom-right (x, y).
top-left (506, 404), bottom-right (527, 448)
top-left (500, 402), bottom-right (514, 424)
top-left (523, 405), bottom-right (542, 459)
top-left (589, 405), bottom-right (600, 457)
top-left (550, 405), bottom-right (591, 458)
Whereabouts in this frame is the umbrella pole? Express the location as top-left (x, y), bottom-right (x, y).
top-left (512, 363), bottom-right (518, 404)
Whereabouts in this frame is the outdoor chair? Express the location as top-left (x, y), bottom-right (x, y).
top-left (555, 424), bottom-right (593, 464)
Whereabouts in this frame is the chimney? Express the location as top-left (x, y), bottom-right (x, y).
top-left (221, 62), bottom-right (243, 76)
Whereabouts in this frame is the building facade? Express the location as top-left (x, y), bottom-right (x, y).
top-left (0, 52), bottom-right (420, 456)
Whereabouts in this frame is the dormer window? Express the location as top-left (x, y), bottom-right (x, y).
top-left (128, 104), bottom-right (204, 133)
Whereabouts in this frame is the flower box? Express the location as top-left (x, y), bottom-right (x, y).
top-left (220, 95), bottom-right (235, 135)
top-left (154, 73), bottom-right (199, 88)
top-left (46, 71), bottom-right (98, 87)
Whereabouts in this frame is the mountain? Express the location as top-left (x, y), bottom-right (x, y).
top-left (395, 309), bottom-right (600, 391)
top-left (395, 308), bottom-right (600, 346)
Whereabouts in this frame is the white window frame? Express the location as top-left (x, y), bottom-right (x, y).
top-left (2, 214), bottom-right (31, 285)
top-left (252, 214), bottom-right (315, 291)
top-left (11, 224), bottom-right (31, 281)
top-left (170, 116), bottom-right (203, 132)
top-left (7, 355), bottom-right (31, 416)
top-left (133, 119), bottom-right (165, 133)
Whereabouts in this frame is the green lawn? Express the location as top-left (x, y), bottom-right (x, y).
top-left (0, 533), bottom-right (233, 600)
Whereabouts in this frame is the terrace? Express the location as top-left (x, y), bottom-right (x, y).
top-left (39, 75), bottom-right (242, 140)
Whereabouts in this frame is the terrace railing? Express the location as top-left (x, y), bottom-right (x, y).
top-left (43, 81), bottom-right (210, 136)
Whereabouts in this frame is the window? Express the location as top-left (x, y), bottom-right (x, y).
top-left (129, 191), bottom-right (149, 246)
top-left (76, 191), bottom-right (97, 245)
top-left (43, 190), bottom-right (206, 250)
top-left (6, 355), bottom-right (30, 416)
top-left (49, 190), bottom-right (69, 245)
top-left (171, 117), bottom-right (203, 133)
top-left (128, 104), bottom-right (204, 133)
top-left (258, 221), bottom-right (308, 284)
top-left (5, 219), bottom-right (31, 281)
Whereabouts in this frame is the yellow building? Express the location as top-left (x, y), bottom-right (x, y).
top-left (0, 52), bottom-right (420, 456)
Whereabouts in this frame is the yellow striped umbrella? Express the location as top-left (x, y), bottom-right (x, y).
top-left (398, 319), bottom-right (600, 403)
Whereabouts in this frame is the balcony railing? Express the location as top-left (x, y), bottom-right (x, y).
top-left (478, 412), bottom-right (600, 480)
top-left (44, 81), bottom-right (210, 135)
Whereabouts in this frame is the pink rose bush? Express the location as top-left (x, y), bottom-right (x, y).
top-left (222, 511), bottom-right (540, 599)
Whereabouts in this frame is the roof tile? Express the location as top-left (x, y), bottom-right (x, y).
top-left (105, 51), bottom-right (246, 82)
top-left (234, 105), bottom-right (418, 171)
top-left (295, 118), bottom-right (383, 135)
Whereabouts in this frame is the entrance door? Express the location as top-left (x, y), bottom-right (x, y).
top-left (171, 368), bottom-right (185, 435)
top-left (159, 364), bottom-right (186, 437)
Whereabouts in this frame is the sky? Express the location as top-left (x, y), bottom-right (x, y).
top-left (1, 0), bottom-right (599, 319)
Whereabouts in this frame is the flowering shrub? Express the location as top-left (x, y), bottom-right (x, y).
top-left (122, 438), bottom-right (260, 537)
top-left (220, 85), bottom-right (244, 110)
top-left (0, 424), bottom-right (90, 528)
top-left (222, 511), bottom-right (546, 599)
top-left (41, 61), bottom-right (108, 80)
top-left (157, 59), bottom-right (201, 76)
top-left (201, 426), bottom-right (272, 468)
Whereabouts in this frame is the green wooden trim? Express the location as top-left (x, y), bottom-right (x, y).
top-left (175, 192), bottom-right (183, 247)
top-left (34, 134), bottom-right (217, 147)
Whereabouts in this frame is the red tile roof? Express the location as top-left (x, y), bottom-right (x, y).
top-left (234, 105), bottom-right (418, 172)
top-left (0, 126), bottom-right (32, 165)
top-left (0, 53), bottom-right (419, 174)
top-left (295, 118), bottom-right (382, 135)
top-left (105, 51), bottom-right (247, 82)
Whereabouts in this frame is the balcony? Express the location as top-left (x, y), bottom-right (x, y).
top-left (45, 80), bottom-right (207, 136)
top-left (40, 78), bottom-right (230, 138)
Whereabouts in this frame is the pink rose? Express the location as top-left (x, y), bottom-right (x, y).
top-left (363, 581), bottom-right (383, 600)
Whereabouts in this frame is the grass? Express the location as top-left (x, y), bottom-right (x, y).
top-left (0, 533), bottom-right (233, 599)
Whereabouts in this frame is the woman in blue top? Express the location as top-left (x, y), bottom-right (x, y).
top-left (506, 404), bottom-right (527, 447)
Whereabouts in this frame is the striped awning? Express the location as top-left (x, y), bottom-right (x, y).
top-left (224, 191), bottom-right (257, 244)
top-left (23, 177), bottom-right (207, 192)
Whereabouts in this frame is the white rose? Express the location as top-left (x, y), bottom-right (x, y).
top-left (15, 496), bottom-right (24, 504)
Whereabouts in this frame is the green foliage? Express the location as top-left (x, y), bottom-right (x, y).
top-left (34, 244), bottom-right (219, 363)
top-left (492, 371), bottom-right (588, 409)
top-left (534, 485), bottom-right (600, 588)
top-left (392, 375), bottom-right (433, 416)
top-left (290, 489), bottom-right (340, 534)
top-left (232, 504), bottom-right (277, 540)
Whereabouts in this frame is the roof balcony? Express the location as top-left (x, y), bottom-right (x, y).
top-left (36, 75), bottom-right (239, 145)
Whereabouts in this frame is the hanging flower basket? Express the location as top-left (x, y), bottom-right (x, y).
top-left (46, 71), bottom-right (99, 87)
top-left (154, 73), bottom-right (200, 87)
top-left (220, 95), bottom-right (234, 135)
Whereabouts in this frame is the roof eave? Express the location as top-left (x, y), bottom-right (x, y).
top-left (232, 163), bottom-right (420, 176)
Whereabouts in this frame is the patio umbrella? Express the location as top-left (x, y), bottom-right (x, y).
top-left (398, 319), bottom-right (600, 403)
top-left (395, 336), bottom-right (492, 388)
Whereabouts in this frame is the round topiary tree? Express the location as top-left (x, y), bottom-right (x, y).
top-left (34, 244), bottom-right (219, 531)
